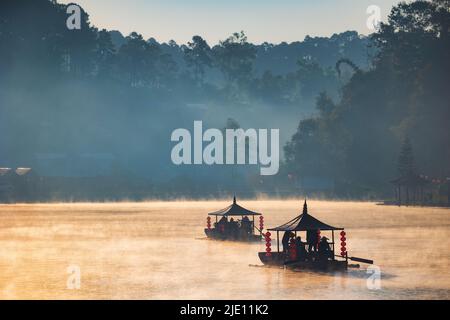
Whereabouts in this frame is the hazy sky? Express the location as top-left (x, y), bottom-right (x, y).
top-left (60, 0), bottom-right (403, 44)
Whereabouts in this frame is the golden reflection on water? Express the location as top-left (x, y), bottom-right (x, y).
top-left (0, 200), bottom-right (449, 299)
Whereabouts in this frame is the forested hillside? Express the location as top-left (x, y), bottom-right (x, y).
top-left (0, 0), bottom-right (448, 200)
top-left (284, 0), bottom-right (450, 198)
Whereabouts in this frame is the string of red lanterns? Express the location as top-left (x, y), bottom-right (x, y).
top-left (340, 230), bottom-right (347, 257)
top-left (206, 216), bottom-right (211, 230)
top-left (265, 232), bottom-right (272, 257)
top-left (316, 229), bottom-right (321, 251)
top-left (259, 216), bottom-right (264, 231)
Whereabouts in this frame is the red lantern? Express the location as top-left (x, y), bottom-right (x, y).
top-left (341, 237), bottom-right (346, 242)
top-left (340, 231), bottom-right (346, 237)
top-left (341, 241), bottom-right (346, 247)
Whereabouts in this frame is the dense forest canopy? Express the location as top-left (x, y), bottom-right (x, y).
top-left (0, 0), bottom-right (448, 200)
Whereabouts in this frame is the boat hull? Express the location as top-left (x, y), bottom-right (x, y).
top-left (205, 228), bottom-right (262, 242)
top-left (258, 252), bottom-right (348, 271)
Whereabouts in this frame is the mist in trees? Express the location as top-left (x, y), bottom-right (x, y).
top-left (0, 0), bottom-right (448, 200)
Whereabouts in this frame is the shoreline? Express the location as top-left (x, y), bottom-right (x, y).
top-left (0, 199), bottom-right (449, 209)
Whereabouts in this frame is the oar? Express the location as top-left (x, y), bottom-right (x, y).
top-left (285, 256), bottom-right (374, 265)
top-left (336, 255), bottom-right (373, 265)
top-left (349, 256), bottom-right (373, 264)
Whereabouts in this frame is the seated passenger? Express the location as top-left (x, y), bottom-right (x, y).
top-left (307, 229), bottom-right (319, 252)
top-left (241, 216), bottom-right (252, 234)
top-left (318, 236), bottom-right (332, 260)
top-left (229, 218), bottom-right (239, 238)
top-left (217, 216), bottom-right (228, 233)
top-left (295, 236), bottom-right (307, 261)
top-left (282, 231), bottom-right (294, 254)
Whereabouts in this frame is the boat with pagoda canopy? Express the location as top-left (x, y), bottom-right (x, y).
top-left (205, 196), bottom-right (264, 242)
top-left (258, 201), bottom-right (373, 271)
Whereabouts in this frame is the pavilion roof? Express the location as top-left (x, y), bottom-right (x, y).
top-left (208, 197), bottom-right (261, 216)
top-left (268, 201), bottom-right (343, 232)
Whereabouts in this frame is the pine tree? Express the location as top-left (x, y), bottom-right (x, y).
top-left (397, 137), bottom-right (415, 177)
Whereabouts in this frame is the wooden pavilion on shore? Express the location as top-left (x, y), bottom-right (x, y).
top-left (390, 174), bottom-right (429, 206)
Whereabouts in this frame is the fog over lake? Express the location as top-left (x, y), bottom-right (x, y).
top-left (0, 200), bottom-right (449, 299)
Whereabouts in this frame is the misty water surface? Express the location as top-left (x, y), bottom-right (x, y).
top-left (0, 200), bottom-right (449, 299)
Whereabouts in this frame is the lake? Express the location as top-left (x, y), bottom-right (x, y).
top-left (0, 200), bottom-right (449, 299)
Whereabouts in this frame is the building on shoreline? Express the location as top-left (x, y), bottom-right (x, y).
top-left (390, 174), bottom-right (450, 207)
top-left (0, 168), bottom-right (38, 202)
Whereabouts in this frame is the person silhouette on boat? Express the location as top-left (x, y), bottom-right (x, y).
top-left (282, 231), bottom-right (294, 253)
top-left (306, 229), bottom-right (319, 252)
top-left (241, 216), bottom-right (251, 234)
top-left (229, 218), bottom-right (239, 238)
top-left (295, 236), bottom-right (307, 261)
top-left (318, 236), bottom-right (332, 260)
top-left (217, 216), bottom-right (228, 234)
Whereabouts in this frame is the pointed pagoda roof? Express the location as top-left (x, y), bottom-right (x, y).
top-left (208, 196), bottom-right (262, 216)
top-left (268, 200), bottom-right (343, 231)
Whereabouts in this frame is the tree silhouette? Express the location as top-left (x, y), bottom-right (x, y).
top-left (184, 35), bottom-right (212, 85)
top-left (397, 138), bottom-right (415, 177)
top-left (95, 29), bottom-right (116, 79)
top-left (213, 31), bottom-right (256, 86)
